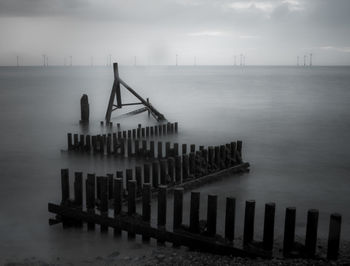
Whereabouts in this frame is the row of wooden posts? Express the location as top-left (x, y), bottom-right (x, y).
top-left (49, 171), bottom-right (342, 260)
top-left (69, 122), bottom-right (178, 152)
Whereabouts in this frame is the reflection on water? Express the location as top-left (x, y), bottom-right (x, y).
top-left (1, 66), bottom-right (350, 261)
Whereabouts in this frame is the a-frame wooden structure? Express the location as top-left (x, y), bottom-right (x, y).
top-left (105, 63), bottom-right (166, 123)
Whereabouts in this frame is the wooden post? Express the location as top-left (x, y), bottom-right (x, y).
top-left (137, 128), bottom-right (140, 138)
top-left (174, 143), bottom-right (179, 156)
top-left (243, 200), bottom-right (255, 246)
top-left (127, 139), bottom-right (132, 157)
top-left (182, 154), bottom-right (189, 180)
top-left (152, 161), bottom-right (159, 188)
top-left (166, 142), bottom-right (171, 158)
top-left (120, 138), bottom-right (125, 156)
top-left (237, 140), bottom-right (242, 157)
top-left (208, 146), bottom-right (215, 170)
top-left (327, 213), bottom-right (342, 260)
top-left (189, 152), bottom-right (195, 176)
top-left (150, 126), bottom-right (154, 136)
top-left (305, 209), bottom-right (319, 257)
top-left (100, 177), bottom-right (108, 233)
top-left (135, 166), bottom-right (142, 194)
top-left (67, 133), bottom-right (73, 150)
top-left (92, 136), bottom-right (97, 153)
top-left (146, 126), bottom-right (149, 137)
top-left (207, 195), bottom-right (218, 236)
top-left (168, 157), bottom-right (175, 183)
top-left (107, 174), bottom-right (113, 200)
top-left (283, 207), bottom-right (296, 256)
top-left (114, 178), bottom-right (123, 236)
top-left (195, 151), bottom-right (202, 178)
top-left (135, 140), bottom-right (140, 157)
top-left (174, 122), bottom-right (178, 132)
top-left (150, 140), bottom-right (155, 158)
top-left (225, 197), bottom-right (236, 242)
top-left (175, 155), bottom-right (181, 184)
top-left (173, 188), bottom-right (184, 230)
top-left (61, 169), bottom-right (70, 205)
top-left (126, 169), bottom-right (133, 183)
top-left (142, 183), bottom-right (151, 241)
top-left (182, 144), bottom-right (187, 155)
top-left (142, 127), bottom-right (145, 138)
top-left (73, 134), bottom-right (79, 150)
top-left (214, 146), bottom-right (220, 170)
top-left (225, 144), bottom-right (231, 167)
top-left (122, 130), bottom-right (127, 139)
top-left (158, 185), bottom-right (167, 244)
top-left (190, 144), bottom-right (195, 153)
top-left (132, 129), bottom-right (136, 139)
top-left (142, 140), bottom-right (147, 157)
top-left (74, 172), bottom-right (83, 227)
top-left (158, 142), bottom-right (163, 159)
top-left (230, 142), bottom-right (237, 166)
top-left (160, 159), bottom-right (167, 185)
top-left (86, 173), bottom-right (95, 230)
top-left (162, 124), bottom-right (166, 135)
top-left (263, 203), bottom-right (275, 251)
top-left (107, 134), bottom-right (112, 155)
top-left (158, 124), bottom-right (162, 136)
top-left (112, 133), bottom-right (117, 153)
top-left (220, 145), bottom-right (226, 169)
top-left (190, 191), bottom-right (200, 233)
top-left (79, 134), bottom-right (85, 151)
top-left (127, 180), bottom-right (136, 238)
top-left (154, 125), bottom-right (158, 136)
top-left (85, 135), bottom-right (91, 152)
top-left (144, 164), bottom-right (150, 184)
top-left (170, 123), bottom-right (174, 133)
top-left (128, 130), bottom-right (131, 139)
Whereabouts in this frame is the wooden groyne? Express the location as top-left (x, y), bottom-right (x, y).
top-left (49, 175), bottom-right (342, 260)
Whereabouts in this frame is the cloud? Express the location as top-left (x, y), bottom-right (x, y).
top-left (187, 31), bottom-right (226, 37)
top-left (319, 46), bottom-right (350, 53)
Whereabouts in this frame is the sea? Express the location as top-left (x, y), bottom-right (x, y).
top-left (0, 65), bottom-right (350, 263)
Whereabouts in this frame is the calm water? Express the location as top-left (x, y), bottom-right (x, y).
top-left (1, 65), bottom-right (350, 262)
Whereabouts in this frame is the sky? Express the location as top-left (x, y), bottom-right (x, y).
top-left (0, 0), bottom-right (349, 66)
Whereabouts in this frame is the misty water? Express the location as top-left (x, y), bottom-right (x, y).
top-left (1, 65), bottom-right (350, 262)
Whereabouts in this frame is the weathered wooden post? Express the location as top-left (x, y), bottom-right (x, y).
top-left (263, 203), bottom-right (276, 251)
top-left (127, 139), bottom-right (132, 157)
top-left (158, 124), bottom-right (162, 136)
top-left (190, 144), bottom-right (195, 153)
top-left (85, 135), bottom-right (91, 152)
top-left (182, 154), bottom-right (189, 180)
top-left (67, 133), bottom-right (73, 150)
top-left (225, 197), bottom-right (236, 242)
top-left (86, 173), bottom-right (95, 230)
top-left (142, 183), bottom-right (151, 241)
top-left (137, 128), bottom-right (141, 139)
top-left (144, 164), bottom-right (150, 184)
top-left (79, 134), bottom-right (85, 151)
top-left (158, 142), bottom-right (163, 159)
top-left (220, 145), bottom-right (226, 169)
top-left (107, 134), bottom-right (112, 155)
top-left (120, 138), bottom-right (125, 156)
top-left (283, 207), bottom-right (296, 256)
top-left (128, 130), bottom-right (131, 139)
top-left (154, 125), bottom-right (158, 136)
top-left (142, 140), bottom-right (147, 157)
top-left (80, 94), bottom-right (89, 123)
top-left (174, 143), bottom-right (179, 156)
top-left (213, 146), bottom-right (219, 167)
top-left (135, 140), bottom-right (140, 157)
top-left (150, 140), bottom-right (155, 158)
top-left (243, 200), bottom-right (255, 246)
top-left (100, 177), bottom-right (108, 233)
top-left (132, 129), bottom-right (136, 139)
top-left (126, 169), bottom-right (133, 183)
top-left (73, 134), bottom-right (79, 150)
top-left (162, 124), bottom-right (166, 135)
top-left (146, 126), bottom-right (149, 137)
top-left (135, 166), bottom-right (142, 194)
top-left (208, 146), bottom-right (214, 171)
top-left (327, 213), bottom-right (342, 260)
top-left (160, 159), bottom-right (167, 185)
top-left (174, 122), bottom-right (178, 132)
top-left (127, 180), bottom-right (136, 238)
top-left (230, 142), bottom-right (237, 166)
top-left (305, 209), bottom-right (319, 257)
top-left (173, 188), bottom-right (184, 230)
top-left (189, 152), bottom-right (196, 176)
top-left (142, 128), bottom-right (145, 138)
top-left (207, 195), bottom-right (218, 236)
top-left (175, 155), bottom-right (181, 184)
top-left (168, 157), bottom-right (175, 183)
top-left (165, 142), bottom-right (171, 158)
top-left (189, 191), bottom-right (200, 233)
top-left (152, 161), bottom-right (159, 188)
top-left (122, 130), bottom-right (127, 139)
top-left (182, 144), bottom-right (187, 155)
top-left (74, 172), bottom-right (83, 227)
top-left (237, 140), bottom-right (242, 157)
top-left (150, 126), bottom-right (154, 136)
top-left (61, 169), bottom-right (70, 205)
top-left (157, 186), bottom-right (167, 244)
top-left (114, 178), bottom-right (123, 236)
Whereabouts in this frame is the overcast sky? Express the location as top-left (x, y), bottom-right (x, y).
top-left (0, 0), bottom-right (349, 66)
